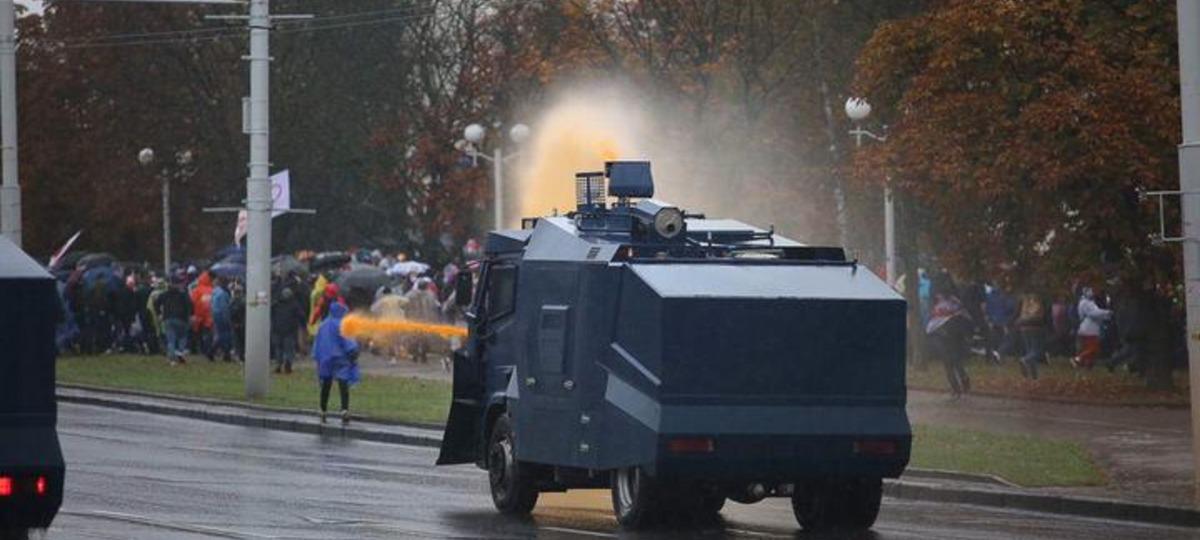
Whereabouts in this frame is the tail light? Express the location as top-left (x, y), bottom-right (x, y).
top-left (0, 477), bottom-right (11, 497)
top-left (668, 437), bottom-right (715, 454)
top-left (853, 439), bottom-right (898, 456)
top-left (35, 476), bottom-right (47, 496)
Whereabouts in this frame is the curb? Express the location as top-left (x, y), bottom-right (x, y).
top-left (57, 382), bottom-right (444, 431)
top-left (56, 387), bottom-right (442, 449)
top-left (57, 385), bottom-right (1200, 529)
top-left (884, 480), bottom-right (1200, 529)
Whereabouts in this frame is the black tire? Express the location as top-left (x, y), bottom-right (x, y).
top-left (487, 414), bottom-right (539, 515)
top-left (611, 466), bottom-right (661, 529)
top-left (656, 487), bottom-right (724, 525)
top-left (791, 481), bottom-right (837, 531)
top-left (700, 494), bottom-right (726, 515)
top-left (840, 477), bottom-right (882, 530)
top-left (791, 478), bottom-right (882, 532)
top-left (0, 528), bottom-right (29, 540)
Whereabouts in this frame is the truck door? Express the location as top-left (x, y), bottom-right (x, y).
top-left (437, 261), bottom-right (519, 465)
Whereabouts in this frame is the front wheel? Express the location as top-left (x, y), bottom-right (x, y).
top-left (487, 414), bottom-right (539, 515)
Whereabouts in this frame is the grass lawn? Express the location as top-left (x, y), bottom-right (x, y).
top-left (57, 354), bottom-right (450, 425)
top-left (910, 424), bottom-right (1104, 487)
top-left (908, 356), bottom-right (1189, 407)
top-left (59, 354), bottom-right (1105, 487)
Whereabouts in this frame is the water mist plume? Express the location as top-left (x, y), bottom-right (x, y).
top-left (515, 88), bottom-right (644, 221)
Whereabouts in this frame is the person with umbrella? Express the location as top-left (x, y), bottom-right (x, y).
top-left (312, 302), bottom-right (359, 425)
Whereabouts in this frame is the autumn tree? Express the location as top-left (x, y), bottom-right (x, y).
top-left (852, 0), bottom-right (1181, 386)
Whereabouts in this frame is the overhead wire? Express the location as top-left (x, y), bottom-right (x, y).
top-left (58, 3), bottom-right (437, 49)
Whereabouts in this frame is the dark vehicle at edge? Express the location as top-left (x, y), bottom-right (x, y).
top-left (0, 237), bottom-right (65, 540)
top-left (437, 161), bottom-right (910, 531)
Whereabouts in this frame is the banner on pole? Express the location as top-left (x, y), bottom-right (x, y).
top-left (271, 169), bottom-right (290, 218)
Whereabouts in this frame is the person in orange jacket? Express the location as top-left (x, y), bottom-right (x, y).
top-left (190, 271), bottom-right (216, 360)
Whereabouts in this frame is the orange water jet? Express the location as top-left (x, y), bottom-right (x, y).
top-left (340, 313), bottom-right (468, 340)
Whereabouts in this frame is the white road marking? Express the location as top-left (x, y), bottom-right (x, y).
top-left (60, 509), bottom-right (282, 539)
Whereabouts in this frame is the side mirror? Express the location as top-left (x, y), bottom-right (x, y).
top-left (455, 272), bottom-right (474, 307)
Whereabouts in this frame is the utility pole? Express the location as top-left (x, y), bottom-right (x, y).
top-left (0, 0), bottom-right (19, 248)
top-left (243, 0), bottom-right (272, 399)
top-left (1176, 0), bottom-right (1200, 507)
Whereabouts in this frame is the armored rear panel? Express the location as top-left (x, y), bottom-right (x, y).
top-left (0, 237), bottom-right (65, 529)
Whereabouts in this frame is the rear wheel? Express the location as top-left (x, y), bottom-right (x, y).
top-left (611, 467), bottom-right (661, 529)
top-left (840, 478), bottom-right (883, 530)
top-left (487, 414), bottom-right (539, 515)
top-left (791, 478), bottom-right (881, 531)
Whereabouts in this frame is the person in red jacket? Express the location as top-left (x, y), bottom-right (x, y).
top-left (190, 271), bottom-right (216, 360)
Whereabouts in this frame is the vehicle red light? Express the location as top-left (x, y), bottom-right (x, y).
top-left (35, 476), bottom-right (46, 496)
top-left (853, 439), bottom-right (897, 456)
top-left (0, 477), bottom-right (11, 497)
top-left (668, 437), bottom-right (715, 454)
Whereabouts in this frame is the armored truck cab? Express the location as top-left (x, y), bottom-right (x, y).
top-left (438, 162), bottom-right (910, 531)
top-left (0, 237), bottom-right (65, 540)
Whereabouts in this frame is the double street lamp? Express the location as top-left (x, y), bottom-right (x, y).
top-left (844, 97), bottom-right (895, 287)
top-left (460, 122), bottom-right (530, 230)
top-left (138, 147), bottom-right (194, 278)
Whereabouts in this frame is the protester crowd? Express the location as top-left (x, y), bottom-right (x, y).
top-left (918, 269), bottom-right (1186, 397)
top-left (51, 243), bottom-right (479, 373)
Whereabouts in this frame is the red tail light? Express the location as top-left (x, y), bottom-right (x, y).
top-left (35, 476), bottom-right (47, 496)
top-left (0, 477), bottom-right (11, 497)
top-left (853, 439), bottom-right (898, 456)
top-left (668, 437), bottom-right (715, 454)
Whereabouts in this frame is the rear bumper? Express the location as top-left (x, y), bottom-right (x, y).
top-left (600, 380), bottom-right (911, 480)
top-left (650, 433), bottom-right (910, 481)
top-left (0, 426), bottom-right (64, 529)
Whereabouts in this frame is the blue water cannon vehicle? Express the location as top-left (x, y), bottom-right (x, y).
top-left (437, 161), bottom-right (910, 531)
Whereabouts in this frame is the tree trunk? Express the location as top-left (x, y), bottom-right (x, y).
top-left (1143, 292), bottom-right (1174, 391)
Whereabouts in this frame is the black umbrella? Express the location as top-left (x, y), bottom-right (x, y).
top-left (335, 265), bottom-right (389, 292)
top-left (310, 252), bottom-right (351, 273)
top-left (56, 251), bottom-right (87, 271)
top-left (77, 252), bottom-right (114, 270)
top-left (210, 261), bottom-right (246, 279)
top-left (272, 255), bottom-right (308, 278)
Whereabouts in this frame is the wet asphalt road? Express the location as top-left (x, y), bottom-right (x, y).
top-left (50, 403), bottom-right (1200, 540)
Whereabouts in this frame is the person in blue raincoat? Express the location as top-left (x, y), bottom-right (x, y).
top-left (312, 302), bottom-right (360, 425)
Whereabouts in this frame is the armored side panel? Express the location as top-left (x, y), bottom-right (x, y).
top-left (510, 218), bottom-right (623, 469)
top-left (0, 237), bottom-right (65, 530)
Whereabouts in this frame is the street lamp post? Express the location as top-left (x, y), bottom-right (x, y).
top-left (845, 97), bottom-right (894, 287)
top-left (462, 122), bottom-right (530, 230)
top-left (139, 148), bottom-right (193, 279)
top-left (138, 147), bottom-right (170, 278)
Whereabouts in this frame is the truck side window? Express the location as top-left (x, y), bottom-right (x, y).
top-left (486, 265), bottom-right (517, 321)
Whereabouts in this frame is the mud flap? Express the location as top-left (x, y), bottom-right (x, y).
top-left (436, 348), bottom-right (484, 465)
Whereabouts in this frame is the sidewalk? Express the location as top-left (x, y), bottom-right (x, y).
top-left (908, 389), bottom-right (1193, 508)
